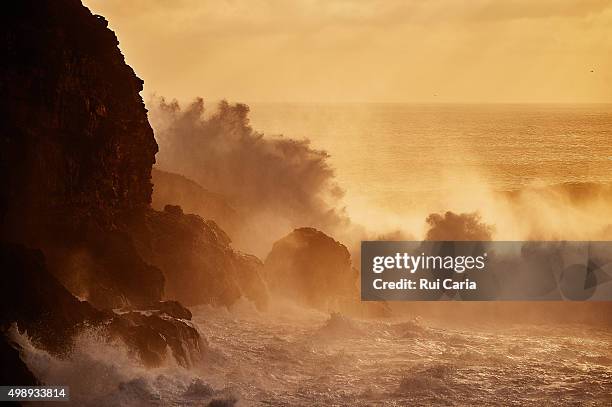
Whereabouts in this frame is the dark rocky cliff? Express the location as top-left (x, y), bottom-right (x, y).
top-left (0, 0), bottom-right (274, 381)
top-left (0, 0), bottom-right (203, 379)
top-left (1, 0), bottom-right (157, 235)
top-left (151, 168), bottom-right (242, 240)
top-left (0, 0), bottom-right (162, 307)
top-left (0, 243), bottom-right (202, 368)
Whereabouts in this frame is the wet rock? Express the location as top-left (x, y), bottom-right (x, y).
top-left (316, 312), bottom-right (364, 338)
top-left (0, 243), bottom-right (106, 353)
top-left (110, 310), bottom-right (202, 367)
top-left (109, 317), bottom-right (168, 367)
top-left (232, 253), bottom-right (269, 311)
top-left (0, 0), bottom-right (202, 377)
top-left (264, 228), bottom-right (391, 316)
top-left (425, 211), bottom-right (493, 241)
top-left (184, 379), bottom-right (215, 398)
top-left (140, 300), bottom-right (193, 320)
top-left (0, 335), bottom-right (39, 387)
top-left (48, 230), bottom-right (165, 310)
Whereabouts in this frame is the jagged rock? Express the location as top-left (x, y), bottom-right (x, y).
top-left (45, 230), bottom-right (166, 310)
top-left (151, 168), bottom-right (241, 238)
top-left (1, 0), bottom-right (157, 234)
top-left (0, 335), bottom-right (39, 387)
top-left (0, 0), bottom-right (162, 308)
top-left (0, 243), bottom-right (106, 353)
top-left (425, 211), bottom-right (493, 241)
top-left (0, 243), bottom-right (202, 368)
top-left (232, 253), bottom-right (269, 311)
top-left (264, 227), bottom-right (357, 310)
top-left (112, 310), bottom-right (202, 367)
top-left (0, 0), bottom-right (203, 380)
top-left (130, 206), bottom-right (269, 310)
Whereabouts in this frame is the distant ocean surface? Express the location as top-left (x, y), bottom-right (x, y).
top-left (249, 103), bottom-right (612, 220)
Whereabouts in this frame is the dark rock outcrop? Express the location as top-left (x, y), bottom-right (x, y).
top-left (152, 168), bottom-right (241, 239)
top-left (425, 211), bottom-right (493, 241)
top-left (112, 309), bottom-right (202, 367)
top-left (140, 300), bottom-right (193, 320)
top-left (0, 0), bottom-right (162, 308)
top-left (0, 243), bottom-right (202, 368)
top-left (0, 243), bottom-right (106, 353)
top-left (264, 228), bottom-right (357, 310)
top-left (131, 205), bottom-right (269, 310)
top-left (1, 0), bottom-right (157, 234)
top-left (0, 336), bottom-right (39, 387)
top-left (264, 228), bottom-right (390, 317)
top-left (0, 0), bottom-right (201, 376)
top-left (44, 230), bottom-right (165, 310)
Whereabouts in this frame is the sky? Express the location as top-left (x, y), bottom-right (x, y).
top-left (84, 0), bottom-right (612, 104)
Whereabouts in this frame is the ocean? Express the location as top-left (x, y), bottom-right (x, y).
top-left (14, 301), bottom-right (612, 406)
top-left (250, 103), bottom-right (612, 235)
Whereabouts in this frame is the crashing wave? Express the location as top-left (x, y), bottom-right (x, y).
top-left (315, 312), bottom-right (364, 338)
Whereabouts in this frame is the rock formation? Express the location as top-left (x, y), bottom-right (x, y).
top-left (0, 0), bottom-right (206, 381)
top-left (131, 205), bottom-right (268, 311)
top-left (151, 168), bottom-right (241, 239)
top-left (0, 336), bottom-right (38, 389)
top-left (0, 243), bottom-right (202, 369)
top-left (1, 0), bottom-right (163, 309)
top-left (425, 211), bottom-right (493, 241)
top-left (264, 228), bottom-right (357, 309)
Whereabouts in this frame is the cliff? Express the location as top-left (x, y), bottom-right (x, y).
top-left (0, 0), bottom-right (162, 308)
top-left (264, 227), bottom-right (390, 317)
top-left (1, 0), bottom-right (157, 236)
top-left (151, 168), bottom-right (242, 239)
top-left (0, 243), bottom-right (202, 368)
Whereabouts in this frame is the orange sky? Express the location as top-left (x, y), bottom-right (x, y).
top-left (84, 0), bottom-right (612, 103)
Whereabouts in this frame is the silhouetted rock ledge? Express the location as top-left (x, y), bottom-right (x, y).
top-left (0, 336), bottom-right (39, 387)
top-left (0, 243), bottom-right (105, 353)
top-left (130, 205), bottom-right (269, 311)
top-left (111, 309), bottom-right (202, 367)
top-left (0, 0), bottom-right (204, 382)
top-left (264, 228), bottom-right (357, 310)
top-left (0, 0), bottom-right (162, 309)
top-left (0, 243), bottom-right (202, 369)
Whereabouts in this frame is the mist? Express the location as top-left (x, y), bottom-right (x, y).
top-left (450, 181), bottom-right (612, 242)
top-left (149, 97), bottom-right (612, 263)
top-left (149, 97), bottom-right (362, 256)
